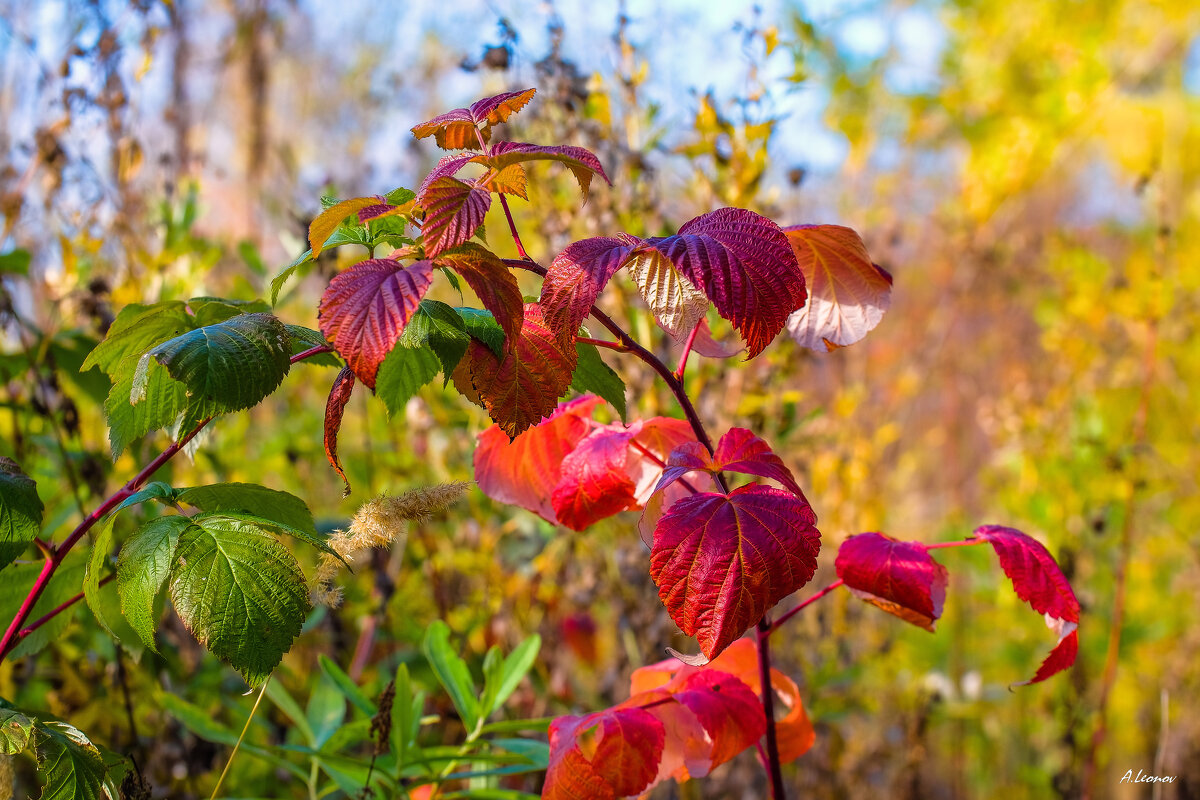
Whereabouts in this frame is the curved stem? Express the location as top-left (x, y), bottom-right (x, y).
top-left (210, 675), bottom-right (271, 800)
top-left (675, 322), bottom-right (701, 380)
top-left (498, 195), bottom-right (531, 261)
top-left (0, 345), bottom-right (333, 660)
top-left (766, 579), bottom-right (845, 636)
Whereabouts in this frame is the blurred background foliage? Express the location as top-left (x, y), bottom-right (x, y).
top-left (1, 0), bottom-right (1198, 797)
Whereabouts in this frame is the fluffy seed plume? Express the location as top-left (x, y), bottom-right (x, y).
top-left (311, 482), bottom-right (470, 607)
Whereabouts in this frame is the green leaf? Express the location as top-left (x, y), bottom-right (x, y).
top-left (489, 737), bottom-right (550, 768)
top-left (306, 669), bottom-right (346, 748)
top-left (191, 510), bottom-right (337, 559)
top-left (177, 483), bottom-right (317, 537)
top-left (113, 481), bottom-right (178, 513)
top-left (391, 663), bottom-right (415, 764)
top-left (0, 558), bottom-right (86, 658)
top-left (186, 297), bottom-right (270, 327)
top-left (493, 635), bottom-right (540, 713)
top-left (385, 187), bottom-right (416, 205)
top-left (117, 515), bottom-right (190, 652)
top-left (422, 621), bottom-right (480, 732)
top-left (376, 344), bottom-right (441, 416)
top-left (455, 307), bottom-right (505, 358)
top-left (83, 516), bottom-right (118, 638)
top-left (264, 679), bottom-right (316, 746)
top-left (400, 300), bottom-right (472, 379)
top-left (104, 354), bottom-right (195, 459)
top-left (0, 457), bottom-right (44, 567)
top-left (572, 342), bottom-right (627, 421)
top-left (0, 249), bottom-right (31, 275)
top-left (33, 720), bottom-right (117, 800)
top-left (0, 706), bottom-right (34, 754)
top-left (81, 301), bottom-right (191, 377)
top-left (168, 515), bottom-right (310, 684)
top-left (148, 312), bottom-right (291, 414)
top-left (318, 655), bottom-right (377, 716)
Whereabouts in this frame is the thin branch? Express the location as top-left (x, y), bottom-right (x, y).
top-left (756, 617), bottom-right (786, 800)
top-left (628, 439), bottom-right (699, 495)
top-left (675, 322), bottom-right (701, 380)
top-left (767, 579), bottom-right (845, 636)
top-left (499, 195), bottom-right (531, 261)
top-left (17, 573), bottom-right (116, 640)
top-left (575, 336), bottom-right (628, 353)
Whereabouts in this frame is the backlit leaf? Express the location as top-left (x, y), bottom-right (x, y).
top-left (323, 367), bottom-right (356, 496)
top-left (458, 304), bottom-right (577, 437)
top-left (169, 514), bottom-right (310, 685)
top-left (651, 484), bottom-right (820, 658)
top-left (473, 141), bottom-right (610, 198)
top-left (0, 706), bottom-right (33, 755)
top-left (399, 300), bottom-right (472, 379)
top-left (474, 396), bottom-right (603, 524)
top-left (411, 88), bottom-right (536, 150)
top-left (783, 224), bottom-right (891, 351)
top-left (972, 525), bottom-right (1080, 684)
top-left (376, 343), bottom-right (441, 416)
top-left (117, 515), bottom-right (191, 652)
top-left (433, 243), bottom-right (523, 350)
top-left (544, 707), bottom-right (664, 800)
top-left (318, 257), bottom-right (434, 388)
top-left (479, 163), bottom-right (529, 199)
top-left (835, 532), bottom-right (948, 631)
top-left (655, 427), bottom-right (806, 499)
top-left (33, 720), bottom-right (117, 800)
top-left (418, 177), bottom-right (491, 258)
top-left (310, 197), bottom-right (378, 257)
top-left (551, 426), bottom-right (638, 531)
top-left (0, 457), bottom-right (43, 568)
top-left (642, 208), bottom-right (806, 358)
top-left (80, 301), bottom-right (191, 376)
top-left (539, 235), bottom-right (637, 344)
top-left (176, 483), bottom-right (317, 537)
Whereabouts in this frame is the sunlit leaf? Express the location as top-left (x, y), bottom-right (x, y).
top-left (117, 515), bottom-right (191, 652)
top-left (783, 225), bottom-right (891, 351)
top-left (0, 457), bottom-right (43, 568)
top-left (545, 707), bottom-right (664, 800)
top-left (625, 249), bottom-right (709, 338)
top-left (309, 197), bottom-right (379, 257)
top-left (835, 532), bottom-right (948, 631)
top-left (433, 243), bottom-right (523, 350)
top-left (418, 177), bottom-right (491, 258)
top-left (473, 141), bottom-right (610, 198)
top-left (323, 366), bottom-right (356, 497)
top-left (411, 88), bottom-right (536, 150)
top-left (539, 235), bottom-right (637, 344)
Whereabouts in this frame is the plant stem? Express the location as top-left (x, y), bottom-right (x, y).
top-left (0, 345), bottom-right (333, 660)
top-left (675, 322), bottom-right (701, 380)
top-left (756, 617), bottom-right (786, 800)
top-left (210, 675), bottom-right (271, 800)
top-left (17, 573), bottom-right (116, 641)
top-left (498, 195), bottom-right (531, 261)
top-left (766, 579), bottom-right (845, 636)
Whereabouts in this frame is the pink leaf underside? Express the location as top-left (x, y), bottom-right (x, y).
top-left (650, 484), bottom-right (821, 659)
top-left (669, 317), bottom-right (745, 358)
top-left (545, 705), bottom-right (664, 800)
top-left (418, 176), bottom-right (491, 258)
top-left (783, 224), bottom-right (892, 351)
top-left (654, 427), bottom-right (805, 499)
top-left (973, 524), bottom-right (1081, 683)
top-left (539, 235), bottom-right (640, 344)
top-left (473, 396), bottom-right (603, 524)
top-left (643, 208), bottom-right (807, 359)
top-left (318, 258), bottom-right (434, 389)
top-left (433, 243), bottom-right (523, 350)
top-left (835, 532), bottom-right (948, 631)
top-left (474, 141), bottom-right (612, 196)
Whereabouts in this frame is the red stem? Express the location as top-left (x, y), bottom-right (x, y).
top-left (498, 195), bottom-right (531, 261)
top-left (0, 345), bottom-right (333, 660)
top-left (675, 322), bottom-right (701, 380)
top-left (766, 579), bottom-right (845, 636)
top-left (18, 573), bottom-right (116, 640)
top-left (756, 617), bottom-right (786, 799)
top-left (628, 439), bottom-right (699, 495)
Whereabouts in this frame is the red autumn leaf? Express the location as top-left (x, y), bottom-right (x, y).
top-left (323, 366), bottom-right (356, 497)
top-left (641, 208), bottom-right (806, 359)
top-left (318, 258), bottom-right (434, 389)
top-left (416, 153), bottom-right (478, 198)
top-left (473, 395), bottom-right (602, 524)
top-left (432, 243), bottom-right (523, 350)
top-left (478, 163), bottom-right (528, 199)
top-left (545, 706), bottom-right (664, 800)
top-left (668, 670), bottom-right (766, 768)
top-left (650, 484), bottom-right (821, 659)
top-left (539, 235), bottom-right (639, 345)
top-left (631, 638), bottom-right (815, 766)
top-left (418, 176), bottom-right (491, 258)
top-left (458, 303), bottom-right (577, 437)
top-left (357, 199), bottom-right (413, 224)
top-left (411, 87), bottom-right (536, 151)
top-left (472, 141), bottom-right (611, 198)
top-left (655, 427), bottom-right (806, 499)
top-left (783, 224), bottom-right (892, 352)
top-left (834, 532), bottom-right (948, 632)
top-left (551, 425), bottom-right (638, 531)
top-left (972, 524), bottom-right (1080, 684)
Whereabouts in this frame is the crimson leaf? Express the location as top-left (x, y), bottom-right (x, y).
top-left (323, 366), bottom-right (355, 497)
top-left (433, 243), bottom-right (523, 351)
top-left (835, 532), bottom-right (948, 631)
top-left (411, 88), bottom-right (536, 151)
top-left (545, 706), bottom-right (664, 800)
top-left (972, 524), bottom-right (1080, 685)
top-left (650, 484), bottom-right (820, 658)
top-left (641, 208), bottom-right (806, 358)
top-left (318, 258), bottom-right (434, 389)
top-left (418, 176), bottom-right (491, 259)
top-left (551, 426), bottom-right (638, 531)
top-left (655, 427), bottom-right (806, 499)
top-left (472, 141), bottom-right (611, 198)
top-left (539, 235), bottom-right (638, 345)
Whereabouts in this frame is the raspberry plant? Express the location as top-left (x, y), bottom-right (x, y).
top-left (0, 88), bottom-right (1080, 798)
